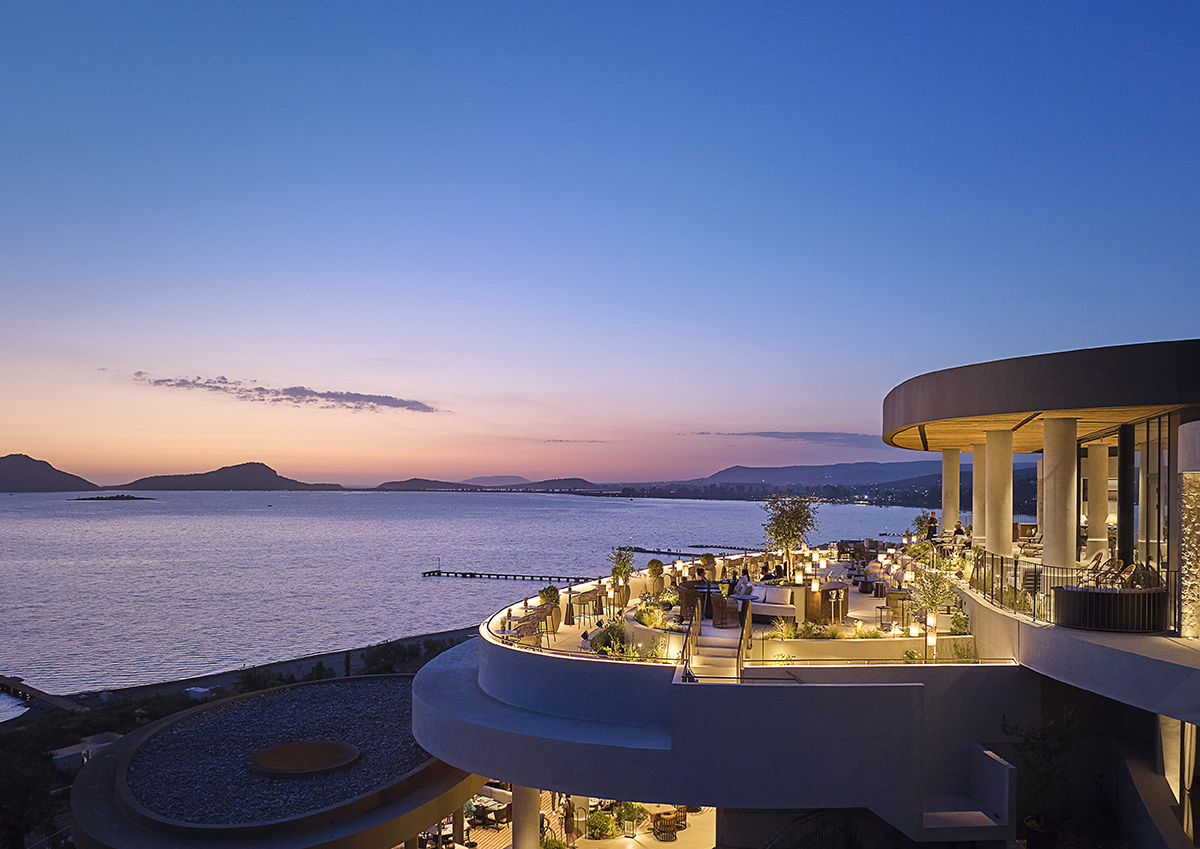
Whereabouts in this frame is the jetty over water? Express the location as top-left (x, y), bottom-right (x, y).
top-left (0, 674), bottom-right (84, 713)
top-left (421, 569), bottom-right (593, 582)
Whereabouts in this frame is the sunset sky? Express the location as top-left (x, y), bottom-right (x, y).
top-left (2, 3), bottom-right (1197, 486)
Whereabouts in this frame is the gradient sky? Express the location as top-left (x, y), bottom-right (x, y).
top-left (2, 2), bottom-right (1197, 486)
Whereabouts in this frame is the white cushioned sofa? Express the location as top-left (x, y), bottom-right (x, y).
top-left (752, 584), bottom-right (800, 620)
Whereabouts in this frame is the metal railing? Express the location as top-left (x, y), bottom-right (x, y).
top-left (969, 551), bottom-right (1179, 633)
top-left (679, 597), bottom-right (703, 681)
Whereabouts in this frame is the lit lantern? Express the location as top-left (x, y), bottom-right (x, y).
top-left (819, 558), bottom-right (827, 570)
top-left (909, 623), bottom-right (919, 638)
top-left (904, 570), bottom-right (915, 584)
top-left (810, 577), bottom-right (820, 593)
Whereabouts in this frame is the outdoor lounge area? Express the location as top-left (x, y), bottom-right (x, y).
top-left (414, 340), bottom-right (1200, 849)
top-left (481, 546), bottom-right (992, 677)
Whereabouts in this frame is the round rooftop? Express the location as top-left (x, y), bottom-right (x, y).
top-left (882, 339), bottom-right (1200, 453)
top-left (73, 676), bottom-right (485, 849)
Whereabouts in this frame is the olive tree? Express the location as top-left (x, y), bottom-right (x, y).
top-left (761, 491), bottom-right (819, 580)
top-left (606, 545), bottom-right (634, 584)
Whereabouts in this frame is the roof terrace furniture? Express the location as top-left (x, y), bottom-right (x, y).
top-left (711, 595), bottom-right (740, 629)
top-left (751, 583), bottom-right (797, 620)
top-left (678, 584), bottom-right (699, 624)
top-left (652, 812), bottom-right (678, 841)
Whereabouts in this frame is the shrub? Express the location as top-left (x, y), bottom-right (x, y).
top-left (538, 585), bottom-right (560, 606)
top-left (646, 558), bottom-right (664, 578)
top-left (766, 616), bottom-right (798, 640)
top-left (615, 802), bottom-right (647, 823)
top-left (950, 611), bottom-right (970, 636)
top-left (633, 605), bottom-right (664, 629)
top-left (301, 661), bottom-right (336, 682)
top-left (543, 839), bottom-right (567, 849)
top-left (587, 811), bottom-right (618, 839)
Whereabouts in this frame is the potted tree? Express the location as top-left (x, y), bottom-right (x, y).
top-left (761, 491), bottom-right (819, 581)
top-left (646, 558), bottom-right (664, 594)
top-left (538, 585), bottom-right (562, 634)
top-left (607, 546), bottom-right (633, 607)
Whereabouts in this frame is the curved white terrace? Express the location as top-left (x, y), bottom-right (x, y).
top-left (414, 558), bottom-right (1026, 844)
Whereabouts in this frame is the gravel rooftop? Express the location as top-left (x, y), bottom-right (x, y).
top-left (126, 677), bottom-right (429, 824)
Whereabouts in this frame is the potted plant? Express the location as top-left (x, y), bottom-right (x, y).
top-left (614, 802), bottom-right (646, 837)
top-left (538, 585), bottom-right (562, 633)
top-left (646, 558), bottom-right (664, 594)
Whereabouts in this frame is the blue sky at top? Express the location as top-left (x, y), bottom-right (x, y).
top-left (1, 2), bottom-right (1197, 484)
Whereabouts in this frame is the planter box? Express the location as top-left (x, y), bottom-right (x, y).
top-left (754, 634), bottom-right (976, 663)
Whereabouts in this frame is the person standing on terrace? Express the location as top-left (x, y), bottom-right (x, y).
top-left (926, 511), bottom-right (939, 540)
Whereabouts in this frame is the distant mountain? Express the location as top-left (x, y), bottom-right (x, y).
top-left (700, 461), bottom-right (946, 488)
top-left (460, 475), bottom-right (531, 486)
top-left (507, 477), bottom-right (603, 491)
top-left (697, 459), bottom-right (1033, 489)
top-left (110, 462), bottom-right (343, 491)
top-left (0, 454), bottom-right (100, 492)
top-left (376, 478), bottom-right (483, 491)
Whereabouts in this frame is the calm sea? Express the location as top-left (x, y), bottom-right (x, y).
top-left (0, 490), bottom-right (921, 718)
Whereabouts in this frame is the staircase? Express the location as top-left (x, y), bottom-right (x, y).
top-left (686, 627), bottom-right (743, 681)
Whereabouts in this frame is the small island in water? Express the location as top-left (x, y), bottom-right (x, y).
top-left (71, 494), bottom-right (155, 501)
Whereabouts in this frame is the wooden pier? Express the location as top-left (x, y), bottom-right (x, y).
top-left (421, 569), bottom-right (594, 582)
top-left (0, 675), bottom-right (85, 714)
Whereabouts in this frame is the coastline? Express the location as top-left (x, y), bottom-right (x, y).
top-left (1, 625), bottom-right (479, 727)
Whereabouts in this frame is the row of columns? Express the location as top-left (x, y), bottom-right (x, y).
top-left (941, 421), bottom-right (1084, 566)
top-left (939, 420), bottom-right (1167, 569)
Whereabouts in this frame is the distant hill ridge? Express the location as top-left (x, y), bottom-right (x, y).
top-left (0, 453), bottom-right (100, 492)
top-left (111, 462), bottom-right (343, 491)
top-left (698, 459), bottom-right (1035, 488)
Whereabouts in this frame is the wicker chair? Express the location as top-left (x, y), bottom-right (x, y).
top-left (674, 805), bottom-right (689, 829)
top-left (711, 595), bottom-right (739, 629)
top-left (678, 583), bottom-right (700, 624)
top-left (652, 812), bottom-right (678, 842)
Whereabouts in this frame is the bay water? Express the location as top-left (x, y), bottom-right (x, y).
top-left (0, 490), bottom-right (922, 718)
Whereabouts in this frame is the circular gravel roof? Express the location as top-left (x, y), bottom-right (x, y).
top-left (125, 677), bottom-right (428, 825)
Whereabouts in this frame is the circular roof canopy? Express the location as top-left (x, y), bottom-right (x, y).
top-left (882, 339), bottom-right (1200, 453)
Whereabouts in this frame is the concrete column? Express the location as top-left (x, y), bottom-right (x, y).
top-left (1139, 437), bottom-right (1151, 561)
top-left (1086, 443), bottom-right (1110, 559)
top-left (986, 430), bottom-right (1013, 558)
top-left (453, 808), bottom-right (465, 845)
top-left (1042, 418), bottom-right (1078, 568)
top-left (941, 449), bottom-right (960, 530)
top-left (1036, 459), bottom-right (1044, 527)
top-left (1146, 438), bottom-right (1162, 561)
top-left (972, 443), bottom-right (987, 549)
top-left (512, 785), bottom-right (541, 849)
top-left (1118, 425), bottom-right (1136, 567)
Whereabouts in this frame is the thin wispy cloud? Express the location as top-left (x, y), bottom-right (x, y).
top-left (695, 431), bottom-right (886, 450)
top-left (544, 439), bottom-right (605, 444)
top-left (132, 372), bottom-right (437, 413)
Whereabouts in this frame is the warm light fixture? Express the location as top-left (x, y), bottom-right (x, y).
top-left (904, 570), bottom-right (914, 583)
top-left (819, 558), bottom-right (827, 569)
top-left (908, 623), bottom-right (919, 637)
top-left (810, 577), bottom-right (820, 592)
